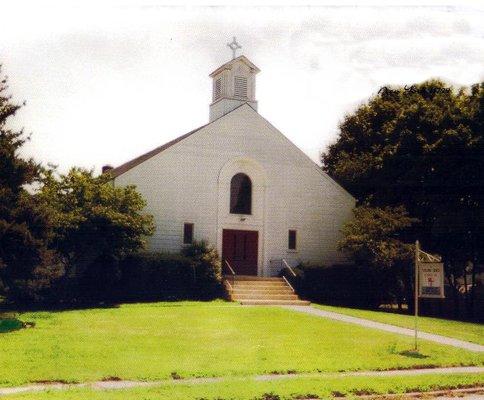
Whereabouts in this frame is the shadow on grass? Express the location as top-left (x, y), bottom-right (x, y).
top-left (0, 301), bottom-right (121, 314)
top-left (399, 350), bottom-right (430, 359)
top-left (0, 317), bottom-right (33, 333)
top-left (0, 297), bottom-right (229, 314)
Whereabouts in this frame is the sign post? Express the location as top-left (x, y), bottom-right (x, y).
top-left (414, 240), bottom-right (419, 351)
top-left (413, 240), bottom-right (444, 351)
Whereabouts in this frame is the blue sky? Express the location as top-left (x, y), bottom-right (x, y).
top-left (2, 3), bottom-right (483, 172)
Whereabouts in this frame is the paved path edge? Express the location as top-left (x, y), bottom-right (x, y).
top-left (0, 366), bottom-right (483, 396)
top-left (282, 305), bottom-right (484, 353)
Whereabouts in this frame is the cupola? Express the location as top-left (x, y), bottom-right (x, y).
top-left (209, 41), bottom-right (260, 122)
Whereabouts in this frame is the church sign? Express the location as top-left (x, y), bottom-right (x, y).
top-left (413, 241), bottom-right (445, 350)
top-left (418, 262), bottom-right (445, 299)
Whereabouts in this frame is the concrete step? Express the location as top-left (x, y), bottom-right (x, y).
top-left (223, 275), bottom-right (305, 306)
top-left (226, 275), bottom-right (284, 282)
top-left (232, 293), bottom-right (299, 300)
top-left (230, 288), bottom-right (294, 295)
top-left (239, 299), bottom-right (311, 306)
top-left (232, 281), bottom-right (288, 288)
top-left (232, 286), bottom-right (290, 292)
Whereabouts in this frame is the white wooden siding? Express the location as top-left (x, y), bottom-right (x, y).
top-left (115, 104), bottom-right (355, 276)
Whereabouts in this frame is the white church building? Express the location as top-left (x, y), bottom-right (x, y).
top-left (108, 51), bottom-right (355, 278)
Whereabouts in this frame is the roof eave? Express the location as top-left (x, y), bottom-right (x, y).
top-left (209, 55), bottom-right (260, 77)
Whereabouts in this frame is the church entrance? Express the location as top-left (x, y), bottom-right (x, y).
top-left (222, 229), bottom-right (258, 276)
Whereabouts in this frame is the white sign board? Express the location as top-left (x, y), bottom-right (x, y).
top-left (418, 262), bottom-right (445, 298)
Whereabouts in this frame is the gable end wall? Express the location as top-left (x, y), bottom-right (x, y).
top-left (114, 105), bottom-right (355, 275)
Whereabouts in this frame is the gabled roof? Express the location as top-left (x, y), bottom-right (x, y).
top-left (209, 55), bottom-right (260, 78)
top-left (107, 103), bottom-right (251, 179)
top-left (107, 123), bottom-right (209, 178)
top-left (106, 103), bottom-right (354, 202)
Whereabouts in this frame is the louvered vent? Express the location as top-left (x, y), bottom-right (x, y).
top-left (234, 76), bottom-right (248, 98)
top-left (214, 77), bottom-right (222, 100)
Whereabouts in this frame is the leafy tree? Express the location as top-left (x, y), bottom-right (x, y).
top-left (0, 67), bottom-right (63, 303)
top-left (339, 206), bottom-right (416, 268)
top-left (339, 205), bottom-right (417, 307)
top-left (323, 80), bottom-right (483, 316)
top-left (39, 168), bottom-right (155, 299)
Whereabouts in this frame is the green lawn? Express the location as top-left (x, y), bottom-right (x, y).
top-left (5, 373), bottom-right (484, 400)
top-left (313, 304), bottom-right (484, 345)
top-left (0, 301), bottom-right (482, 388)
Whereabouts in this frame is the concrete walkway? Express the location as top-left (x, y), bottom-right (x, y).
top-left (283, 306), bottom-right (484, 353)
top-left (0, 367), bottom-right (482, 396)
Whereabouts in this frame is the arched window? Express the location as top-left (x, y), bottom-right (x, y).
top-left (230, 173), bottom-right (252, 214)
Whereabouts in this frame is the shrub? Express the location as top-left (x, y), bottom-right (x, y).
top-left (293, 263), bottom-right (391, 308)
top-left (181, 240), bottom-right (222, 299)
top-left (119, 252), bottom-right (196, 301)
top-left (119, 242), bottom-right (222, 302)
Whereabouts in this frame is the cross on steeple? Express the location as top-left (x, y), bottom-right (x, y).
top-left (227, 37), bottom-right (242, 59)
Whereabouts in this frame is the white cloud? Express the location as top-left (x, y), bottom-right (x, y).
top-left (1, 5), bottom-right (483, 171)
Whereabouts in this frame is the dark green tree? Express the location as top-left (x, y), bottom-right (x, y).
top-left (0, 67), bottom-right (63, 303)
top-left (323, 80), bottom-right (483, 317)
top-left (339, 205), bottom-right (417, 308)
top-left (39, 168), bottom-right (155, 299)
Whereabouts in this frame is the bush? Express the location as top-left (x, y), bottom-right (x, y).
top-left (181, 240), bottom-right (222, 299)
top-left (119, 241), bottom-right (222, 302)
top-left (119, 253), bottom-right (196, 301)
top-left (293, 264), bottom-right (391, 308)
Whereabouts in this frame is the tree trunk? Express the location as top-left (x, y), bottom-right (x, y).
top-left (469, 259), bottom-right (476, 320)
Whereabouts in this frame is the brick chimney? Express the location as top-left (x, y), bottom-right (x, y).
top-left (102, 165), bottom-right (114, 174)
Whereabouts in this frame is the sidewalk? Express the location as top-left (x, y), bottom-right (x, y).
top-left (0, 366), bottom-right (482, 396)
top-left (282, 305), bottom-right (484, 352)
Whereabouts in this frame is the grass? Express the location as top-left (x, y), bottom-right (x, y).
top-left (0, 301), bottom-right (482, 388)
top-left (4, 373), bottom-right (484, 399)
top-left (313, 304), bottom-right (484, 345)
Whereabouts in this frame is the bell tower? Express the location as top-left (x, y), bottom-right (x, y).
top-left (209, 38), bottom-right (260, 122)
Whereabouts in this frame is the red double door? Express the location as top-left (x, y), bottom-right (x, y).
top-left (222, 229), bottom-right (258, 276)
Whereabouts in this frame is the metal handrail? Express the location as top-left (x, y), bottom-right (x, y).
top-left (282, 275), bottom-right (295, 293)
top-left (224, 259), bottom-right (236, 296)
top-left (224, 259), bottom-right (236, 276)
top-left (282, 259), bottom-right (297, 277)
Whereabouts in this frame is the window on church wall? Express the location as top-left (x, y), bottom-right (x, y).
top-left (214, 77), bottom-right (222, 100)
top-left (234, 76), bottom-right (248, 98)
top-left (230, 173), bottom-right (252, 215)
top-left (288, 230), bottom-right (297, 250)
top-left (183, 223), bottom-right (194, 244)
